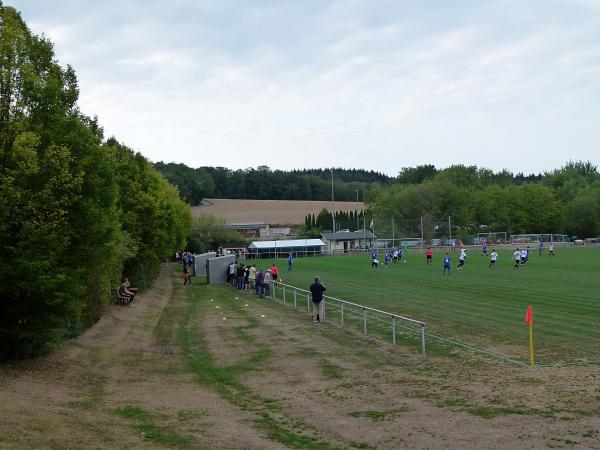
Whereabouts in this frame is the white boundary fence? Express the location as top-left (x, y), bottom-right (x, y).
top-left (271, 282), bottom-right (427, 357)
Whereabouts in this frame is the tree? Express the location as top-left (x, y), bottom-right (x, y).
top-left (0, 4), bottom-right (191, 359)
top-left (187, 215), bottom-right (246, 253)
top-left (315, 208), bottom-right (332, 231)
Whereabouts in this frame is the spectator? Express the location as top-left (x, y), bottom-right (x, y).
top-left (249, 264), bottom-right (257, 291)
top-left (256, 267), bottom-right (264, 297)
top-left (244, 265), bottom-right (250, 293)
top-left (228, 261), bottom-right (236, 285)
top-left (237, 263), bottom-right (245, 290)
top-left (271, 263), bottom-right (279, 282)
top-left (263, 269), bottom-right (272, 298)
top-left (183, 267), bottom-right (192, 286)
top-left (310, 277), bottom-right (326, 322)
top-left (119, 277), bottom-right (138, 308)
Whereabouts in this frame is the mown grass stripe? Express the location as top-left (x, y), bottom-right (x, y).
top-left (269, 247), bottom-right (600, 362)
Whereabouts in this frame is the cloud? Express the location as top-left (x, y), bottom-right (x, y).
top-left (10, 0), bottom-right (600, 174)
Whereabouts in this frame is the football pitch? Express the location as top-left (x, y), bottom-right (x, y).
top-left (267, 247), bottom-right (600, 365)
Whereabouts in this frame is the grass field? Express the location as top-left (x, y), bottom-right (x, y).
top-left (263, 247), bottom-right (600, 364)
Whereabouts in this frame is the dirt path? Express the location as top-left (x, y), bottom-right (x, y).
top-left (1, 266), bottom-right (599, 449)
top-left (0, 266), bottom-right (283, 449)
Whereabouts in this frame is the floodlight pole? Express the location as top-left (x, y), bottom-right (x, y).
top-left (331, 169), bottom-right (336, 235)
top-left (420, 216), bottom-right (424, 253)
top-left (448, 215), bottom-right (452, 243)
top-left (355, 189), bottom-right (359, 231)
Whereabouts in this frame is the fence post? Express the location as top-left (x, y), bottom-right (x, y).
top-left (294, 290), bottom-right (297, 308)
top-left (341, 302), bottom-right (344, 326)
top-left (392, 316), bottom-right (396, 345)
top-left (421, 325), bottom-right (426, 358)
top-left (283, 286), bottom-right (286, 303)
top-left (307, 293), bottom-right (310, 313)
top-left (272, 283), bottom-right (276, 299)
top-left (363, 308), bottom-right (367, 334)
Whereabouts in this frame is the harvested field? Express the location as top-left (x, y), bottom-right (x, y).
top-left (192, 198), bottom-right (366, 225)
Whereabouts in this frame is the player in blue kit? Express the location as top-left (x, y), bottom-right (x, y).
top-left (443, 253), bottom-right (451, 276)
top-left (371, 249), bottom-right (378, 268)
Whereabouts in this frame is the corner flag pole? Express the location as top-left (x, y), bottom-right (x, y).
top-left (525, 305), bottom-right (534, 367)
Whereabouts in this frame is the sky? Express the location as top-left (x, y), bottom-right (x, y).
top-left (9, 0), bottom-right (600, 175)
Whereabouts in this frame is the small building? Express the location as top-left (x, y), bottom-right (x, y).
top-left (219, 222), bottom-right (269, 238)
top-left (321, 230), bottom-right (375, 254)
top-left (260, 226), bottom-right (292, 239)
top-left (248, 239), bottom-right (325, 258)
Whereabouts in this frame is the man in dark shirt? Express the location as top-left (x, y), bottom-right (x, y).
top-left (310, 277), bottom-right (326, 323)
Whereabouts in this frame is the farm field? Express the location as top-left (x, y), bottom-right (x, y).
top-left (266, 247), bottom-right (600, 365)
top-left (193, 198), bottom-right (365, 225)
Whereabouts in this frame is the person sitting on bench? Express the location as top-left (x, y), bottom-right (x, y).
top-left (119, 277), bottom-right (138, 308)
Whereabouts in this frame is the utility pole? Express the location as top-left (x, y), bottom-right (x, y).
top-left (363, 216), bottom-right (366, 253)
top-left (448, 215), bottom-right (452, 244)
top-left (420, 216), bottom-right (424, 253)
top-left (331, 169), bottom-right (336, 235)
top-left (355, 189), bottom-right (359, 231)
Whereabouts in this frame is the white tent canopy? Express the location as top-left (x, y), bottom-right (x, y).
top-left (249, 239), bottom-right (325, 249)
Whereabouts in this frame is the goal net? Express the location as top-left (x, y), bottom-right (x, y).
top-left (510, 234), bottom-right (570, 244)
top-left (476, 232), bottom-right (507, 244)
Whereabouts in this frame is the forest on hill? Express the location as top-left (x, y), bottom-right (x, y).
top-left (155, 161), bottom-right (600, 238)
top-left (0, 4), bottom-right (191, 359)
top-left (153, 162), bottom-right (553, 206)
top-left (154, 163), bottom-right (387, 204)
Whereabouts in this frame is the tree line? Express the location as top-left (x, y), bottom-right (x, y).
top-left (0, 4), bottom-right (191, 360)
top-left (368, 162), bottom-right (600, 239)
top-left (154, 163), bottom-right (386, 205)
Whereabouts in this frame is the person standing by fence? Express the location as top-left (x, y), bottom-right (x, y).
top-left (271, 263), bottom-right (279, 282)
top-left (310, 277), bottom-right (326, 323)
top-left (263, 269), bottom-right (272, 298)
top-left (288, 253), bottom-right (293, 271)
top-left (256, 268), bottom-right (264, 297)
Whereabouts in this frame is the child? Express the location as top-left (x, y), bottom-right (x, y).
top-left (183, 268), bottom-right (192, 286)
top-left (457, 248), bottom-right (466, 269)
top-left (443, 253), bottom-right (451, 276)
top-left (513, 248), bottom-right (521, 269)
top-left (489, 249), bottom-right (498, 269)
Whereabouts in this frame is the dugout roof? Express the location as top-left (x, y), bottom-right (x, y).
top-left (248, 239), bottom-right (325, 249)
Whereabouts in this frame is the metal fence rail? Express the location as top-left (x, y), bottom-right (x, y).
top-left (271, 282), bottom-right (427, 357)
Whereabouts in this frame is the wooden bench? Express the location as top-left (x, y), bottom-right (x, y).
top-left (114, 288), bottom-right (130, 305)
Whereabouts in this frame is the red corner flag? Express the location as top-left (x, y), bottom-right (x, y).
top-left (525, 305), bottom-right (533, 327)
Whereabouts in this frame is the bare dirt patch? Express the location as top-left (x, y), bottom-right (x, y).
top-left (193, 198), bottom-right (366, 225)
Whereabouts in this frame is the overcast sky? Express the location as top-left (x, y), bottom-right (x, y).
top-left (10, 0), bottom-right (600, 175)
